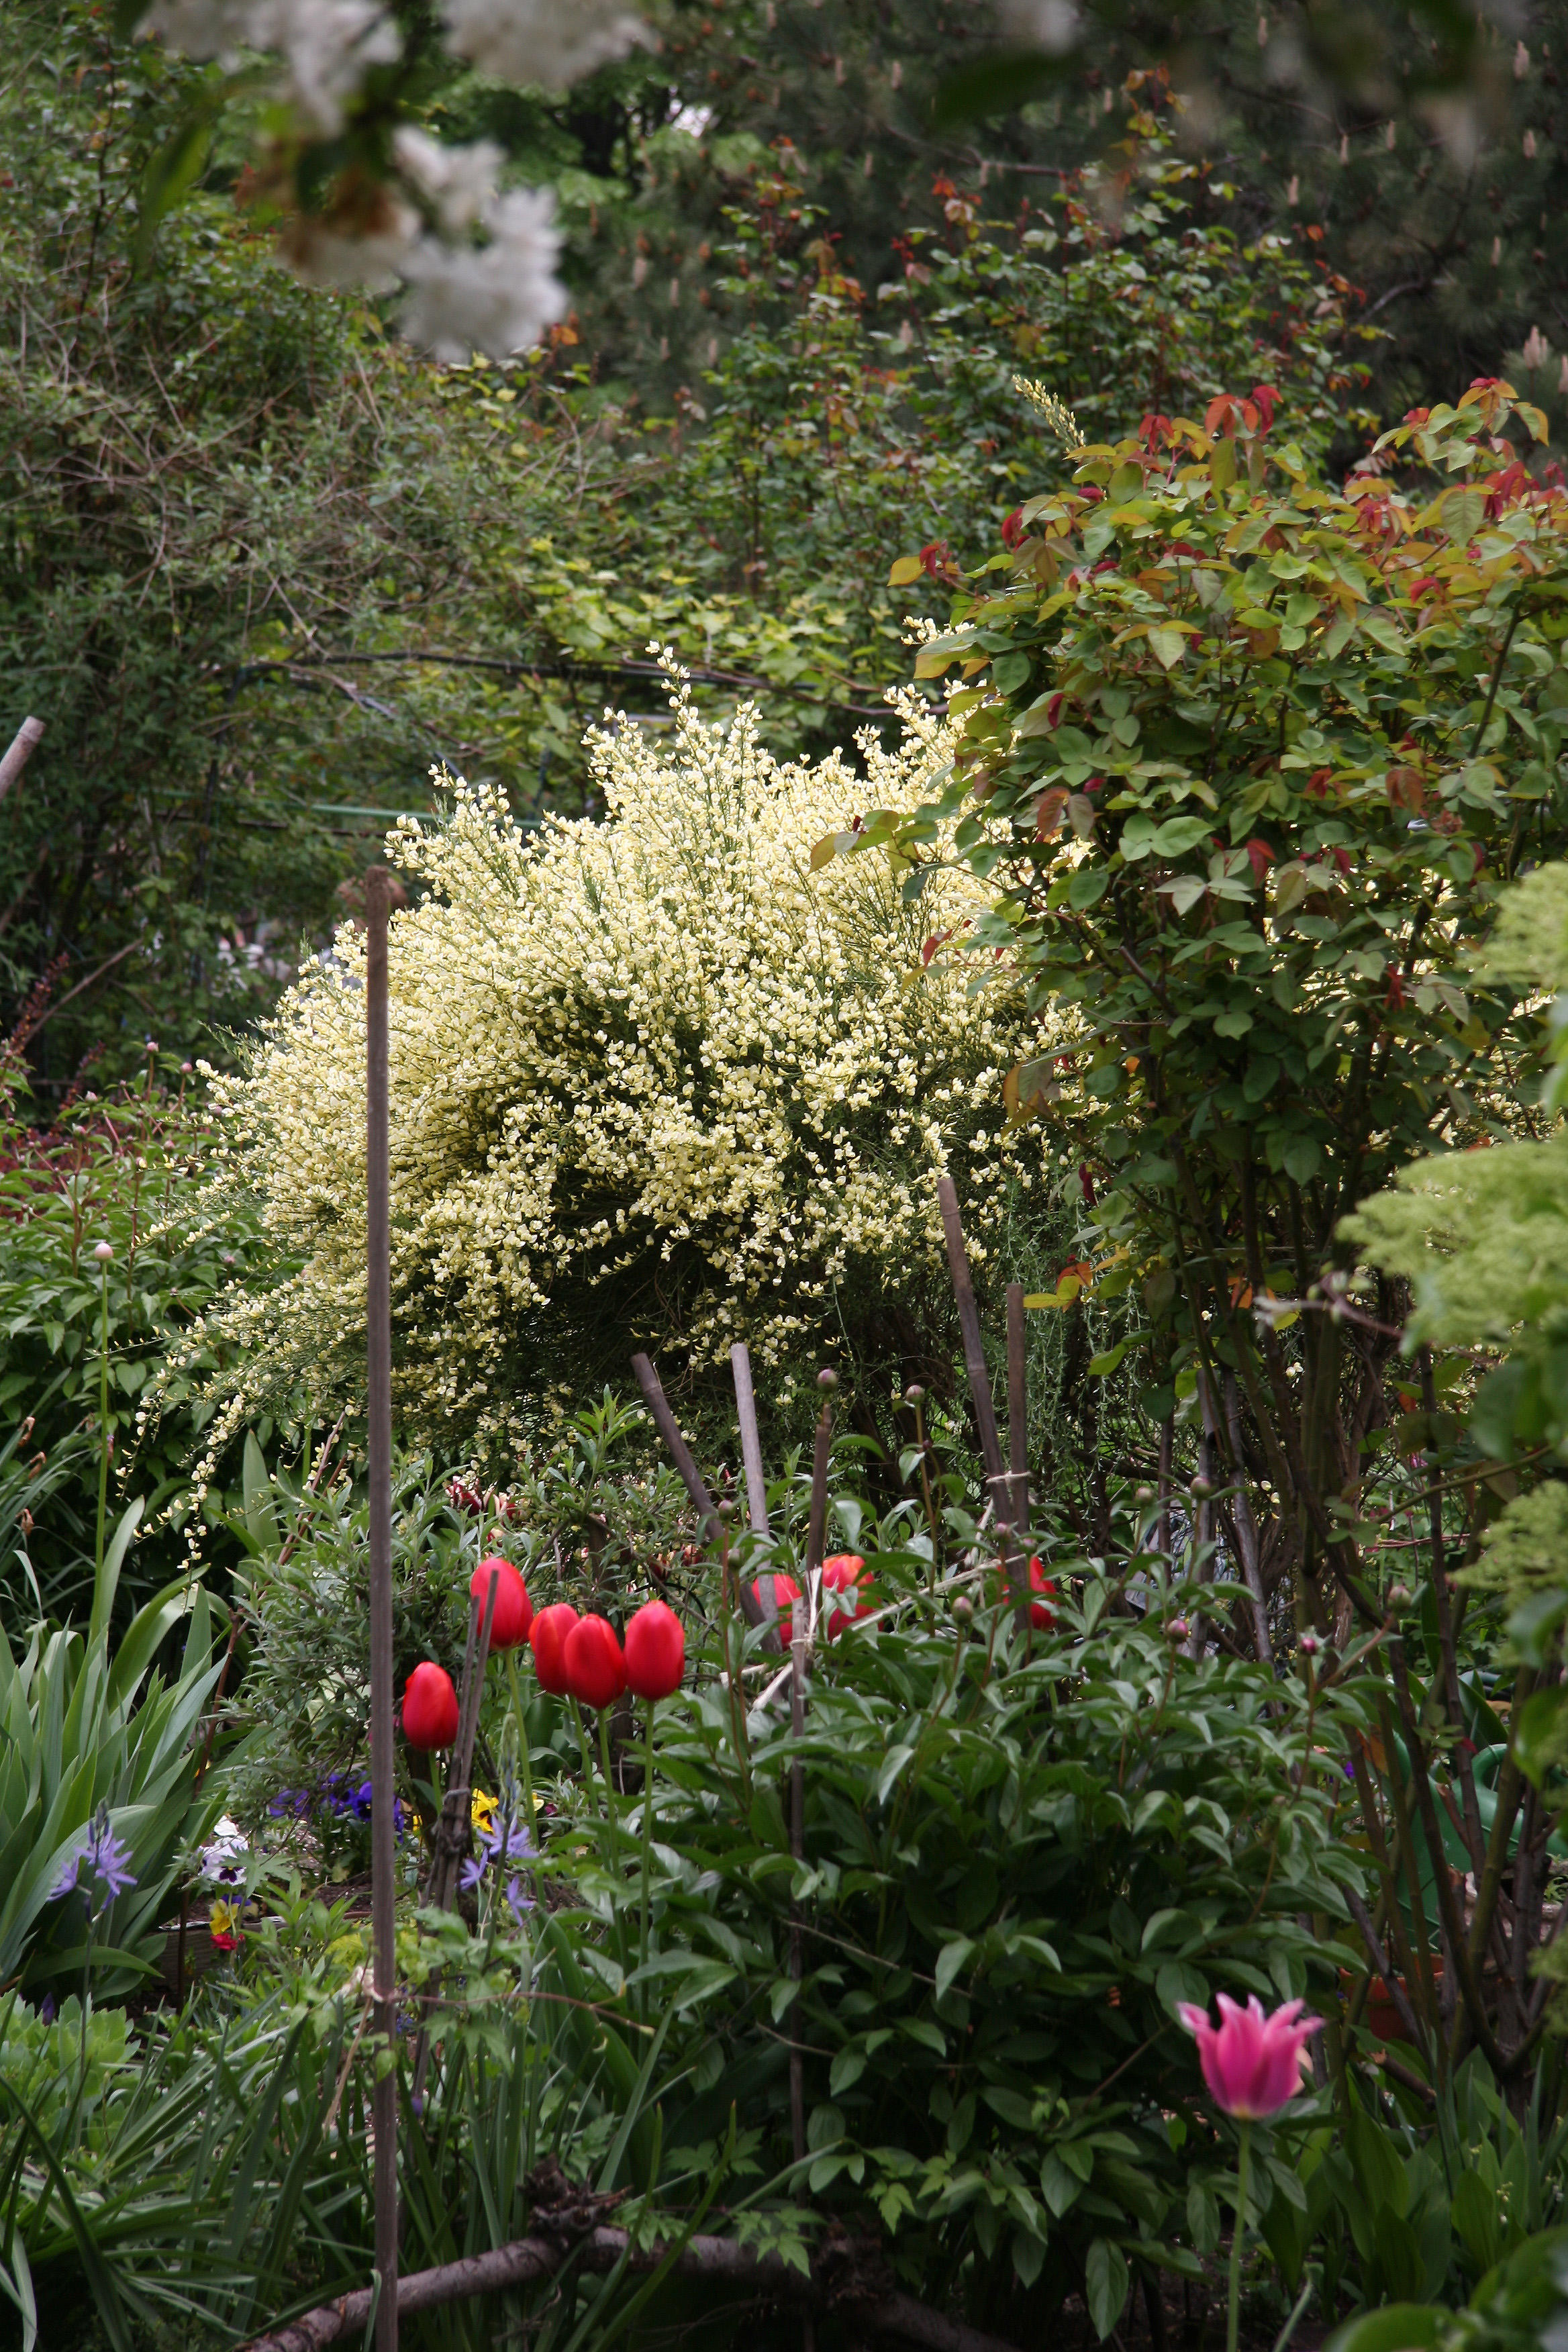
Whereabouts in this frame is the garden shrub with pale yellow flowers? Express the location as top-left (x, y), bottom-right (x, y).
top-left (195, 667), bottom-right (1061, 1451)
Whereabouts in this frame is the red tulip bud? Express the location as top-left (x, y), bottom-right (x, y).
top-left (1027, 1555), bottom-right (1057, 1630)
top-left (529, 1602), bottom-right (579, 1696)
top-left (822, 1554), bottom-right (873, 1638)
top-left (565, 1614), bottom-right (627, 1712)
top-left (471, 1557), bottom-right (532, 1650)
top-left (752, 1571), bottom-right (800, 1641)
top-left (624, 1599), bottom-right (685, 1700)
top-left (402, 1661), bottom-right (460, 1751)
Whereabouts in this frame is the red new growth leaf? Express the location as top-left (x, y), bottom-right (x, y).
top-left (1246, 838), bottom-right (1275, 883)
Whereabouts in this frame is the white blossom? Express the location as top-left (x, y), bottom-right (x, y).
top-left (393, 127), bottom-right (504, 232)
top-left (187, 665), bottom-right (1065, 1449)
top-left (396, 188), bottom-right (566, 361)
top-left (281, 195), bottom-right (419, 290)
top-left (141, 0), bottom-right (400, 132)
top-left (443, 0), bottom-right (650, 91)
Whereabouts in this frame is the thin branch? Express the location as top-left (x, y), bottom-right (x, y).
top-left (238, 2226), bottom-right (1027, 2352)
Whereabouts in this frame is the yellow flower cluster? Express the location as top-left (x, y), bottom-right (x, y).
top-left (198, 667), bottom-right (1055, 1444)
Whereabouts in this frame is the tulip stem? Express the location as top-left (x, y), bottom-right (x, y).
top-left (638, 1698), bottom-right (656, 2012)
top-left (505, 1650), bottom-right (539, 1893)
top-left (569, 1698), bottom-right (603, 1827)
top-left (597, 1706), bottom-right (631, 1978)
top-left (1227, 2120), bottom-right (1251, 2352)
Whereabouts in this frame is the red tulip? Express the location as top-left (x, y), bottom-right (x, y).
top-left (752, 1571), bottom-right (800, 1641)
top-left (624, 1599), bottom-right (685, 1700)
top-left (822, 1554), bottom-right (873, 1638)
top-left (565, 1614), bottom-right (627, 1711)
top-left (402, 1661), bottom-right (460, 1751)
top-left (1028, 1555), bottom-right (1057, 1630)
top-left (529, 1602), bottom-right (579, 1695)
top-left (471, 1556), bottom-right (532, 1649)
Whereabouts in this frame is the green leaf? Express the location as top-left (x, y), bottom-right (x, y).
top-left (1512, 1685), bottom-right (1567, 1789)
top-left (1151, 816), bottom-right (1213, 856)
top-left (934, 1937), bottom-right (975, 2002)
top-left (1323, 2310), bottom-right (1442, 2352)
top-left (1242, 1056), bottom-right (1281, 1102)
top-left (1188, 2182), bottom-right (1221, 2254)
top-left (1085, 2238), bottom-right (1129, 2340)
top-left (1148, 626), bottom-right (1186, 669)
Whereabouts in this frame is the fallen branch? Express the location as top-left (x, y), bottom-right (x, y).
top-left (239, 2225), bottom-right (1024, 2352)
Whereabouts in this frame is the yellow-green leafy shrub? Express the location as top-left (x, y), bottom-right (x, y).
top-left (197, 671), bottom-right (1055, 1449)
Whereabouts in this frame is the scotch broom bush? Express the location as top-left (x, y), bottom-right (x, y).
top-left (196, 668), bottom-right (1057, 1453)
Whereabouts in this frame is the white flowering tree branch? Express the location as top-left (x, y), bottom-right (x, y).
top-left (115, 0), bottom-right (651, 358)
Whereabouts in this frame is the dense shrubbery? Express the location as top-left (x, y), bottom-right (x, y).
top-left (11, 7), bottom-right (1568, 2349)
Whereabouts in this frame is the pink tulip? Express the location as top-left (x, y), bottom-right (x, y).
top-left (1177, 1993), bottom-right (1321, 2120)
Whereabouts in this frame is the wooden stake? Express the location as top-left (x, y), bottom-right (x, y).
top-left (1006, 1282), bottom-right (1029, 1542)
top-left (730, 1341), bottom-right (771, 1536)
top-left (0, 714), bottom-right (44, 807)
top-left (936, 1177), bottom-right (1007, 1500)
top-left (365, 866), bottom-right (398, 2352)
top-left (937, 1179), bottom-right (1026, 1630)
top-left (632, 1351), bottom-right (775, 1640)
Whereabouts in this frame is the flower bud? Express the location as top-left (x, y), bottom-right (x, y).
top-left (754, 1572), bottom-right (799, 1640)
top-left (903, 1383), bottom-right (926, 1404)
top-left (952, 1595), bottom-right (974, 1624)
top-left (1166, 1617), bottom-right (1189, 1641)
top-left (528, 1602), bottom-right (579, 1695)
top-left (1387, 1583), bottom-right (1412, 1612)
top-left (1134, 1485), bottom-right (1155, 1506)
top-left (624, 1599), bottom-right (685, 1700)
top-left (93, 1240), bottom-right (114, 1263)
top-left (1299, 1632), bottom-right (1320, 1656)
top-left (822, 1555), bottom-right (873, 1637)
top-left (564, 1614), bottom-right (627, 1711)
top-left (1189, 1475), bottom-right (1213, 1500)
top-left (402, 1661), bottom-right (459, 1751)
top-left (1026, 1555), bottom-right (1057, 1630)
top-left (471, 1557), bottom-right (532, 1649)
top-left (817, 1366), bottom-right (839, 1391)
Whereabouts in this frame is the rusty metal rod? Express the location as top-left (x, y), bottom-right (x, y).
top-left (364, 866), bottom-right (397, 2352)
